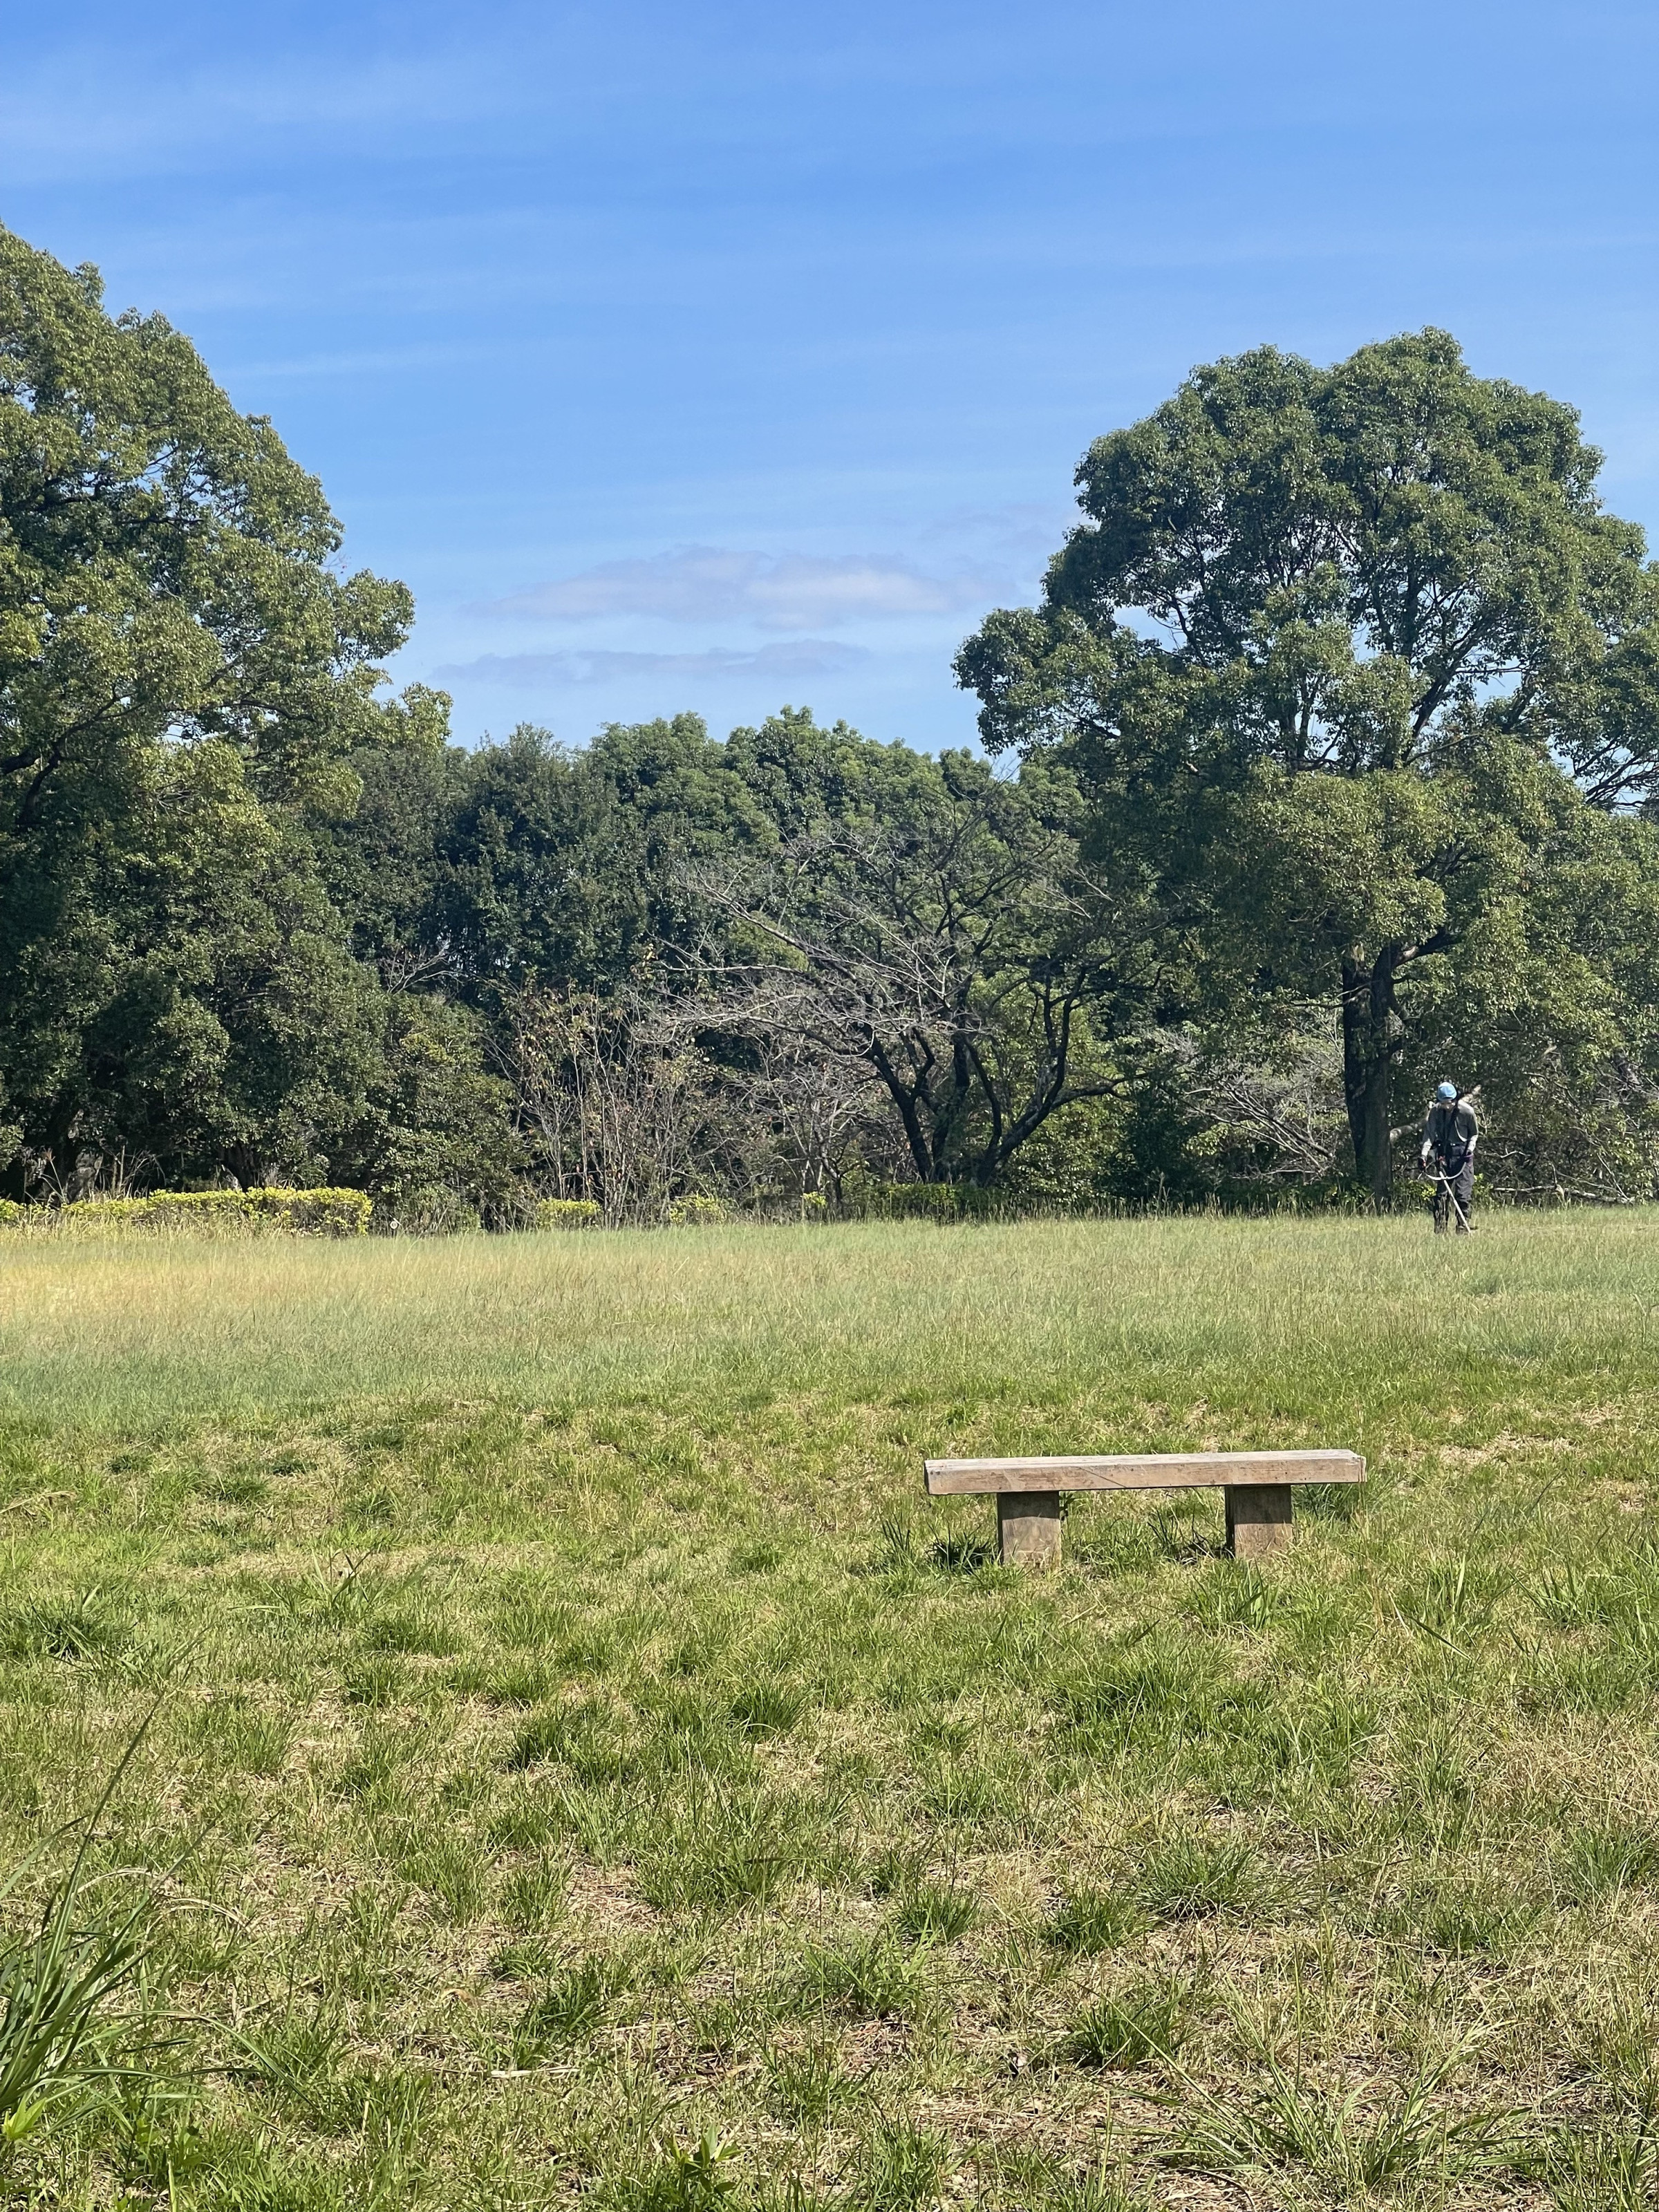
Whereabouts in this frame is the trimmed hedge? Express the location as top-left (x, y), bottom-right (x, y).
top-left (1, 1188), bottom-right (372, 1236)
top-left (534, 1197), bottom-right (601, 1230)
top-left (667, 1193), bottom-right (728, 1226)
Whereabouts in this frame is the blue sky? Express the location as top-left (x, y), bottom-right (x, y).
top-left (3, 1), bottom-right (1658, 751)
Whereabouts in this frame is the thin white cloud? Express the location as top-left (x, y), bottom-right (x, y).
top-left (432, 641), bottom-right (872, 688)
top-left (476, 547), bottom-right (1007, 631)
top-left (0, 42), bottom-right (512, 185)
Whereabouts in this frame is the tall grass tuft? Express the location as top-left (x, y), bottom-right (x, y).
top-left (0, 1730), bottom-right (156, 2151)
top-left (1069, 1975), bottom-right (1190, 2068)
top-left (1172, 2049), bottom-right (1513, 2193)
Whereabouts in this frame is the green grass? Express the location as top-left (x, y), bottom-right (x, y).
top-left (3, 1210), bottom-right (1659, 2205)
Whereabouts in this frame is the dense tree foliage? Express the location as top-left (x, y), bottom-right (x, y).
top-left (3, 226), bottom-right (1656, 1219)
top-left (0, 223), bottom-right (438, 1194)
top-left (958, 331), bottom-right (1659, 1199)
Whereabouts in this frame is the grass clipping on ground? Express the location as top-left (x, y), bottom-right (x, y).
top-left (1, 1212), bottom-right (1657, 2210)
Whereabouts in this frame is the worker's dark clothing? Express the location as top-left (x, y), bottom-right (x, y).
top-left (1423, 1099), bottom-right (1478, 1232)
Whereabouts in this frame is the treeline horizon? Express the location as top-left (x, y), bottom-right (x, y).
top-left (4, 221), bottom-right (1659, 1226)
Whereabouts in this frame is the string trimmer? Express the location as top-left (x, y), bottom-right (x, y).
top-left (1425, 1164), bottom-right (1472, 1233)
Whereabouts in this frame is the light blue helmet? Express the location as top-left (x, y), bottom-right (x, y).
top-left (1436, 1081), bottom-right (1458, 1100)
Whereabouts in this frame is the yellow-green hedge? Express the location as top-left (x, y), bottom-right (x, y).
top-left (534, 1197), bottom-right (601, 1229)
top-left (0, 1188), bottom-right (372, 1236)
top-left (667, 1193), bottom-right (728, 1226)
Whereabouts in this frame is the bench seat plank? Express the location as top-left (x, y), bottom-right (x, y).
top-left (924, 1449), bottom-right (1364, 1497)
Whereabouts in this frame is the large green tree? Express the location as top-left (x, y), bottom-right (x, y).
top-left (0, 224), bottom-right (431, 1189)
top-left (957, 330), bottom-right (1659, 1199)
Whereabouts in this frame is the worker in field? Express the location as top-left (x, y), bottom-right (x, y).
top-left (1421, 1080), bottom-right (1479, 1234)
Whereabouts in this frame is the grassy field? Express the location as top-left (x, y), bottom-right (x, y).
top-left (3, 1212), bottom-right (1659, 2211)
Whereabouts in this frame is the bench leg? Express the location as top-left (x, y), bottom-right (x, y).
top-left (1225, 1484), bottom-right (1293, 1561)
top-left (997, 1491), bottom-right (1062, 1570)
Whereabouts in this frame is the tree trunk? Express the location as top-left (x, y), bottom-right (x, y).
top-left (866, 1040), bottom-right (937, 1183)
top-left (1341, 948), bottom-right (1398, 1205)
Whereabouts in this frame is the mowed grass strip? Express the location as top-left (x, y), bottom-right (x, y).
top-left (0, 1212), bottom-right (1657, 2209)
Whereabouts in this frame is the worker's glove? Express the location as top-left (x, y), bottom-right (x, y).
top-left (1420, 1144), bottom-right (1433, 1167)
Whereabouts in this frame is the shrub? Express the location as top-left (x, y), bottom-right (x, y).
top-left (5, 1188), bottom-right (371, 1236)
top-left (534, 1197), bottom-right (601, 1230)
top-left (667, 1194), bottom-right (727, 1226)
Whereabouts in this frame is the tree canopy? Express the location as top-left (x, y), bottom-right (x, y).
top-left (957, 331), bottom-right (1659, 1198)
top-left (2, 232), bottom-right (1656, 1221)
top-left (0, 222), bottom-right (438, 1190)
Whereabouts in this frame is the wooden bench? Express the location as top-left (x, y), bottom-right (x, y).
top-left (922, 1450), bottom-right (1365, 1568)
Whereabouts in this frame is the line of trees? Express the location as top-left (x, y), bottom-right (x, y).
top-left (5, 223), bottom-right (1658, 1224)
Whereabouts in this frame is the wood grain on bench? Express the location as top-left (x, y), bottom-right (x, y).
top-left (924, 1450), bottom-right (1365, 1495)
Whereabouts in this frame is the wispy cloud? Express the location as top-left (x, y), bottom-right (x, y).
top-left (0, 41), bottom-right (514, 185)
top-left (431, 641), bottom-right (872, 688)
top-left (476, 547), bottom-right (1006, 631)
